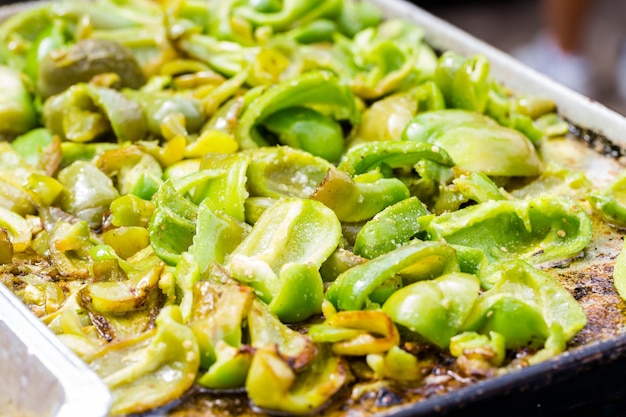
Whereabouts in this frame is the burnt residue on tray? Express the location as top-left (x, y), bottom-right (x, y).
top-left (569, 123), bottom-right (625, 161)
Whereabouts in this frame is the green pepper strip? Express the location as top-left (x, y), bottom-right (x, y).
top-left (463, 260), bottom-right (586, 349)
top-left (449, 331), bottom-right (506, 367)
top-left (587, 171), bottom-right (626, 228)
top-left (354, 196), bottom-right (429, 259)
top-left (44, 83), bottom-right (147, 143)
top-left (234, 0), bottom-right (341, 31)
top-left (246, 345), bottom-right (348, 415)
top-left (88, 305), bottom-right (200, 416)
top-left (403, 109), bottom-right (542, 177)
top-left (453, 172), bottom-right (505, 203)
top-left (423, 194), bottom-right (592, 265)
top-left (190, 281), bottom-right (255, 387)
top-left (338, 140), bottom-right (454, 176)
top-left (366, 345), bottom-right (424, 382)
top-left (149, 169), bottom-right (224, 265)
top-left (0, 65), bottom-right (37, 137)
top-left (434, 51), bottom-right (490, 113)
top-left (382, 272), bottom-right (480, 348)
top-left (309, 310), bottom-right (400, 356)
top-left (227, 198), bottom-right (340, 322)
top-left (236, 71), bottom-right (359, 149)
top-left (311, 168), bottom-right (410, 223)
top-left (196, 152), bottom-right (251, 221)
top-left (0, 206), bottom-right (31, 253)
top-left (326, 240), bottom-right (459, 311)
top-left (248, 298), bottom-right (317, 371)
top-left (246, 146), bottom-right (333, 199)
top-left (124, 89), bottom-right (204, 136)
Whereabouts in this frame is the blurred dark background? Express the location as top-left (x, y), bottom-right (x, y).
top-left (413, 0), bottom-right (626, 115)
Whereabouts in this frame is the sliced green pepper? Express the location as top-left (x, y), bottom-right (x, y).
top-left (37, 38), bottom-right (145, 98)
top-left (0, 207), bottom-right (31, 254)
top-left (348, 20), bottom-right (433, 99)
top-left (262, 107), bottom-right (345, 162)
top-left (87, 305), bottom-right (199, 415)
top-left (311, 168), bottom-right (410, 223)
top-left (586, 171), bottom-right (626, 228)
top-left (403, 110), bottom-right (542, 177)
top-left (336, 0), bottom-right (382, 37)
top-left (326, 240), bottom-right (459, 311)
top-left (246, 345), bottom-right (348, 415)
top-left (226, 198), bottom-right (340, 322)
top-left (354, 196), bottom-right (429, 259)
top-left (248, 298), bottom-right (317, 370)
top-left (434, 52), bottom-right (490, 113)
top-left (196, 152), bottom-right (251, 221)
top-left (450, 331), bottom-right (506, 376)
top-left (366, 345), bottom-right (425, 382)
top-left (383, 272), bottom-right (480, 348)
top-left (0, 65), bottom-right (37, 137)
top-left (95, 146), bottom-right (163, 199)
top-left (463, 260), bottom-right (586, 349)
top-left (338, 140), bottom-right (454, 176)
top-left (309, 310), bottom-right (400, 355)
top-left (192, 198), bottom-right (249, 273)
top-left (57, 161), bottom-right (120, 229)
top-left (234, 0), bottom-right (341, 31)
top-left (48, 221), bottom-right (94, 279)
top-left (124, 89), bottom-right (204, 136)
top-left (44, 83), bottom-right (147, 143)
top-left (0, 228), bottom-right (13, 264)
top-left (148, 169), bottom-right (224, 265)
top-left (236, 71), bottom-right (359, 149)
top-left (423, 194), bottom-right (593, 265)
top-left (190, 280), bottom-right (254, 386)
top-left (453, 172), bottom-right (505, 203)
top-left (246, 146), bottom-right (333, 199)
top-left (109, 194), bottom-right (155, 228)
top-left (11, 128), bottom-right (54, 168)
top-left (177, 34), bottom-right (250, 77)
top-left (78, 262), bottom-right (163, 340)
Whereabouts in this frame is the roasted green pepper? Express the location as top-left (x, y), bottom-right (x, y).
top-left (37, 38), bottom-right (145, 98)
top-left (326, 240), bottom-right (460, 311)
top-left (384, 272), bottom-right (480, 349)
top-left (463, 260), bottom-right (586, 350)
top-left (422, 194), bottom-right (592, 265)
top-left (403, 110), bottom-right (542, 177)
top-left (87, 305), bottom-right (199, 415)
top-left (354, 196), bottom-right (429, 259)
top-left (0, 65), bottom-right (37, 137)
top-left (236, 71), bottom-right (359, 150)
top-left (226, 198), bottom-right (340, 322)
top-left (311, 168), bottom-right (410, 223)
top-left (587, 171), bottom-right (626, 228)
top-left (44, 83), bottom-right (147, 143)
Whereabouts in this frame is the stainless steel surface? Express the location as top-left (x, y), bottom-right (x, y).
top-left (0, 284), bottom-right (111, 417)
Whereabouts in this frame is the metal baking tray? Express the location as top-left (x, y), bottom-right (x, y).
top-left (1, 1), bottom-right (625, 416)
top-left (0, 283), bottom-right (111, 417)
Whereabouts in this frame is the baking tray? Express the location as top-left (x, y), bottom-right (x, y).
top-left (1, 1), bottom-right (625, 416)
top-left (0, 284), bottom-right (111, 417)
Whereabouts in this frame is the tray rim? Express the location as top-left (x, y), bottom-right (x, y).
top-left (0, 283), bottom-right (112, 417)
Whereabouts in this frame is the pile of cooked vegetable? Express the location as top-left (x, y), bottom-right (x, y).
top-left (2, 0), bottom-right (625, 415)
